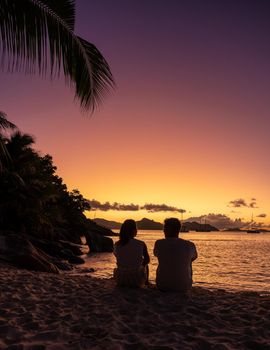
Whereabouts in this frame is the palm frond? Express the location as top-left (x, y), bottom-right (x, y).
top-left (8, 131), bottom-right (35, 150)
top-left (0, 112), bottom-right (17, 171)
top-left (70, 36), bottom-right (115, 110)
top-left (0, 111), bottom-right (17, 130)
top-left (0, 0), bottom-right (115, 111)
top-left (38, 0), bottom-right (76, 30)
top-left (0, 135), bottom-right (11, 171)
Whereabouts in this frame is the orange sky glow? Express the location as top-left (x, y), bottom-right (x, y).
top-left (0, 1), bottom-right (269, 228)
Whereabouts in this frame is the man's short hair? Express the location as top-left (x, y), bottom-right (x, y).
top-left (164, 218), bottom-right (181, 235)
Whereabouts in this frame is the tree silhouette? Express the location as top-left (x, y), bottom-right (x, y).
top-left (0, 128), bottom-right (91, 242)
top-left (0, 111), bottom-right (16, 171)
top-left (0, 0), bottom-right (115, 111)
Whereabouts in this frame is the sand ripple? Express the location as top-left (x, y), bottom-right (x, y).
top-left (0, 265), bottom-right (269, 349)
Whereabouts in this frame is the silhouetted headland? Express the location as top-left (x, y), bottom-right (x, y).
top-left (0, 116), bottom-right (114, 274)
top-left (94, 218), bottom-right (219, 232)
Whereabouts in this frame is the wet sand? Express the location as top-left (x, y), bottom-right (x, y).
top-left (0, 265), bottom-right (269, 349)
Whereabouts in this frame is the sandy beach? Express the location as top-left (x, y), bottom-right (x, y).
top-left (0, 265), bottom-right (269, 350)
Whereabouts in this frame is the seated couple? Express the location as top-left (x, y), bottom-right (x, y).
top-left (114, 218), bottom-right (198, 292)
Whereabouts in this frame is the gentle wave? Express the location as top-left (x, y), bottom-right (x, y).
top-left (81, 230), bottom-right (270, 293)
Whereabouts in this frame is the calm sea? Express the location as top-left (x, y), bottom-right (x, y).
top-left (80, 231), bottom-right (270, 294)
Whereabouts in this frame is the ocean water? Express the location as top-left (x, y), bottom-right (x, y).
top-left (80, 231), bottom-right (270, 293)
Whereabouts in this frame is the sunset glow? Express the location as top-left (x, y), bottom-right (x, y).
top-left (1, 0), bottom-right (269, 228)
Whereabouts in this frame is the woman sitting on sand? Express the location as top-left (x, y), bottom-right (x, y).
top-left (114, 219), bottom-right (150, 288)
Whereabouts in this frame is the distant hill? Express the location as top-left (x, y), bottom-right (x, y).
top-left (94, 217), bottom-right (163, 230)
top-left (183, 221), bottom-right (219, 232)
top-left (94, 218), bottom-right (121, 229)
top-left (136, 218), bottom-right (163, 230)
top-left (224, 227), bottom-right (269, 232)
top-left (94, 218), bottom-right (218, 232)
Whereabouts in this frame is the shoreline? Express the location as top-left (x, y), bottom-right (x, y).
top-left (1, 265), bottom-right (269, 349)
top-left (72, 261), bottom-right (270, 297)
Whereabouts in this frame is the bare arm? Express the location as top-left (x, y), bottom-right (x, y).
top-left (192, 244), bottom-right (198, 261)
top-left (153, 241), bottom-right (158, 257)
top-left (113, 241), bottom-right (118, 257)
top-left (142, 242), bottom-right (150, 266)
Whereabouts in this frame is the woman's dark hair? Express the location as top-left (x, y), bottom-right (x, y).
top-left (118, 219), bottom-right (137, 245)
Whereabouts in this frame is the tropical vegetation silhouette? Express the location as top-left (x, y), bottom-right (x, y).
top-left (0, 2), bottom-right (115, 272)
top-left (0, 111), bottom-right (16, 171)
top-left (0, 0), bottom-right (115, 111)
top-left (0, 114), bottom-right (114, 273)
top-left (0, 121), bottom-right (89, 242)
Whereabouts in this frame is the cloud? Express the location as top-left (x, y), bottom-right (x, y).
top-left (88, 200), bottom-right (139, 211)
top-left (248, 199), bottom-right (258, 208)
top-left (185, 213), bottom-right (248, 230)
top-left (88, 200), bottom-right (186, 213)
top-left (228, 198), bottom-right (258, 208)
top-left (256, 213), bottom-right (266, 218)
top-left (228, 198), bottom-right (247, 207)
top-left (141, 203), bottom-right (186, 213)
top-left (116, 203), bottom-right (140, 211)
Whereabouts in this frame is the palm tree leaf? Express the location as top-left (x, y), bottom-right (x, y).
top-left (0, 0), bottom-right (115, 111)
top-left (0, 0), bottom-right (77, 74)
top-left (0, 112), bottom-right (17, 171)
top-left (0, 111), bottom-right (17, 130)
top-left (8, 131), bottom-right (35, 151)
top-left (69, 36), bottom-right (115, 110)
top-left (38, 0), bottom-right (76, 30)
top-left (0, 136), bottom-right (11, 171)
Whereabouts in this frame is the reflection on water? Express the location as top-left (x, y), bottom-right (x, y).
top-left (81, 231), bottom-right (270, 293)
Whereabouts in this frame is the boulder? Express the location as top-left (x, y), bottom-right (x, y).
top-left (27, 237), bottom-right (83, 258)
top-left (67, 255), bottom-right (85, 264)
top-left (58, 240), bottom-right (84, 256)
top-left (86, 220), bottom-right (115, 236)
top-left (0, 234), bottom-right (59, 273)
top-left (84, 231), bottom-right (113, 252)
top-left (49, 257), bottom-right (73, 271)
top-left (28, 237), bottom-right (64, 257)
top-left (52, 227), bottom-right (82, 244)
top-left (59, 248), bottom-right (75, 259)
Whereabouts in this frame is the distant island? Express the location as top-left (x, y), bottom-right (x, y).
top-left (137, 218), bottom-right (163, 230)
top-left (224, 228), bottom-right (269, 233)
top-left (183, 221), bottom-right (219, 232)
top-left (94, 218), bottom-right (163, 230)
top-left (94, 218), bottom-right (219, 232)
top-left (94, 218), bottom-right (122, 229)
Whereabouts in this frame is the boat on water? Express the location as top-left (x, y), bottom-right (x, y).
top-left (246, 213), bottom-right (261, 233)
top-left (180, 213), bottom-right (189, 232)
top-left (195, 216), bottom-right (211, 232)
top-left (246, 228), bottom-right (261, 234)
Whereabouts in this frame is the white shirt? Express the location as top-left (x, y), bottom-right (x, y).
top-left (114, 238), bottom-right (145, 269)
top-left (154, 238), bottom-right (197, 292)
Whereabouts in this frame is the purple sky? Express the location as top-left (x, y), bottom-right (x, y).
top-left (0, 0), bottom-right (270, 226)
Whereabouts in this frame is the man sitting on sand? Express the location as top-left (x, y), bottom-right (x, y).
top-left (154, 218), bottom-right (197, 292)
